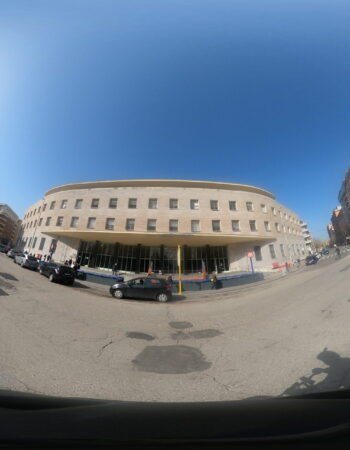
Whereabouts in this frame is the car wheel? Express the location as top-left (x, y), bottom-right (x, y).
top-left (157, 293), bottom-right (169, 303)
top-left (39, 268), bottom-right (43, 275)
top-left (49, 274), bottom-right (55, 283)
top-left (112, 289), bottom-right (123, 299)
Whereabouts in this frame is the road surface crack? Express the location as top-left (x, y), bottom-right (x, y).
top-left (98, 340), bottom-right (113, 357)
top-left (204, 374), bottom-right (233, 392)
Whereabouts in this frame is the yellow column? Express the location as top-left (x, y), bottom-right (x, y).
top-left (177, 245), bottom-right (182, 294)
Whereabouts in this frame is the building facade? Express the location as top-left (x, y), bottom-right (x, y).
top-left (330, 206), bottom-right (350, 246)
top-left (0, 203), bottom-right (20, 246)
top-left (300, 221), bottom-right (313, 254)
top-left (339, 167), bottom-right (350, 227)
top-left (327, 223), bottom-right (336, 246)
top-left (18, 180), bottom-right (307, 273)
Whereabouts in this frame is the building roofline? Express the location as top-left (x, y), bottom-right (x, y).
top-left (45, 179), bottom-right (276, 199)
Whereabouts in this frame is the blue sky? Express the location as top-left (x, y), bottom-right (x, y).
top-left (1, 0), bottom-right (349, 239)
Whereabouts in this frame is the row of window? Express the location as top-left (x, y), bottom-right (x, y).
top-left (24, 216), bottom-right (303, 234)
top-left (24, 199), bottom-right (301, 224)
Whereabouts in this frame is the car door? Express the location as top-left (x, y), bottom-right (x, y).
top-left (126, 278), bottom-right (146, 299)
top-left (144, 278), bottom-right (161, 299)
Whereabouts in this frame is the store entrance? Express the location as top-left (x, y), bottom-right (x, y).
top-left (77, 241), bottom-right (228, 274)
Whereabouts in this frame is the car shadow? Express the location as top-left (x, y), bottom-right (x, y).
top-left (72, 281), bottom-right (90, 289)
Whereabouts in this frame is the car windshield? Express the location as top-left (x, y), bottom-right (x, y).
top-left (1, 0), bottom-right (350, 417)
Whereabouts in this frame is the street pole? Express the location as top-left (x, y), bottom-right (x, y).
top-left (177, 245), bottom-right (182, 294)
top-left (249, 256), bottom-right (254, 273)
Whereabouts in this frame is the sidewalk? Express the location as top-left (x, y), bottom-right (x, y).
top-left (76, 266), bottom-right (291, 300)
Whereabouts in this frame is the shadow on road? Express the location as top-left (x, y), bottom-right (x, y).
top-left (0, 272), bottom-right (18, 281)
top-left (72, 281), bottom-right (90, 289)
top-left (243, 348), bottom-right (350, 401)
top-left (282, 349), bottom-right (350, 396)
top-left (340, 265), bottom-right (350, 272)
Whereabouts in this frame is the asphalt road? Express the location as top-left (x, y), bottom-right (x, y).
top-left (1, 250), bottom-right (350, 402)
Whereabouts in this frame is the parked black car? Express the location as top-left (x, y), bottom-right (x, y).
top-left (0, 244), bottom-right (10, 253)
top-left (39, 262), bottom-right (75, 285)
top-left (305, 255), bottom-right (318, 265)
top-left (109, 277), bottom-right (172, 302)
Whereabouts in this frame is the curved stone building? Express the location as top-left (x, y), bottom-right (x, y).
top-left (19, 180), bottom-right (306, 273)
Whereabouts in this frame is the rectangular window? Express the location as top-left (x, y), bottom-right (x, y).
top-left (249, 220), bottom-right (257, 231)
top-left (254, 246), bottom-right (262, 261)
top-left (75, 199), bottom-right (83, 209)
top-left (91, 198), bottom-right (99, 208)
top-left (264, 221), bottom-right (271, 231)
top-left (271, 206), bottom-right (276, 215)
top-left (38, 218), bottom-right (43, 226)
top-left (105, 218), bottom-right (115, 230)
top-left (126, 218), bottom-right (135, 230)
top-left (246, 201), bottom-right (253, 211)
top-left (28, 237), bottom-right (32, 248)
top-left (261, 204), bottom-right (267, 213)
top-left (169, 219), bottom-right (178, 232)
top-left (34, 209), bottom-right (36, 215)
top-left (128, 198), bottom-right (137, 209)
top-left (39, 237), bottom-right (46, 251)
top-left (38, 206), bottom-right (41, 214)
top-left (50, 201), bottom-right (56, 210)
top-left (43, 203), bottom-right (47, 211)
top-left (275, 222), bottom-right (280, 232)
top-left (32, 237), bottom-right (37, 248)
top-left (87, 217), bottom-right (96, 229)
top-left (147, 219), bottom-right (157, 231)
top-left (148, 198), bottom-right (158, 209)
top-left (56, 216), bottom-right (63, 226)
top-left (212, 220), bottom-right (221, 232)
top-left (280, 244), bottom-right (285, 257)
top-left (190, 199), bottom-right (199, 210)
top-left (191, 220), bottom-right (200, 232)
top-left (30, 221), bottom-right (33, 228)
top-left (232, 220), bottom-right (240, 231)
top-left (169, 198), bottom-right (178, 209)
top-left (109, 198), bottom-right (118, 209)
top-left (34, 220), bottom-right (37, 227)
top-left (61, 200), bottom-right (67, 209)
top-left (210, 200), bottom-right (218, 211)
top-left (45, 217), bottom-right (51, 226)
top-left (70, 217), bottom-right (79, 228)
top-left (269, 244), bottom-right (276, 259)
top-left (229, 201), bottom-right (237, 211)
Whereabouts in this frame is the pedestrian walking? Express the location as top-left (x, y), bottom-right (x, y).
top-left (112, 262), bottom-right (118, 275)
top-left (211, 273), bottom-right (218, 290)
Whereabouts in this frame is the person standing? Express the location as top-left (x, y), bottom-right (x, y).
top-left (211, 273), bottom-right (218, 290)
top-left (112, 262), bottom-right (118, 276)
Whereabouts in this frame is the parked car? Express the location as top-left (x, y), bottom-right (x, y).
top-left (109, 277), bottom-right (172, 302)
top-left (0, 244), bottom-right (10, 253)
top-left (7, 249), bottom-right (22, 258)
top-left (39, 262), bottom-right (75, 285)
top-left (305, 255), bottom-right (318, 266)
top-left (14, 253), bottom-right (39, 270)
top-left (322, 248), bottom-right (329, 255)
